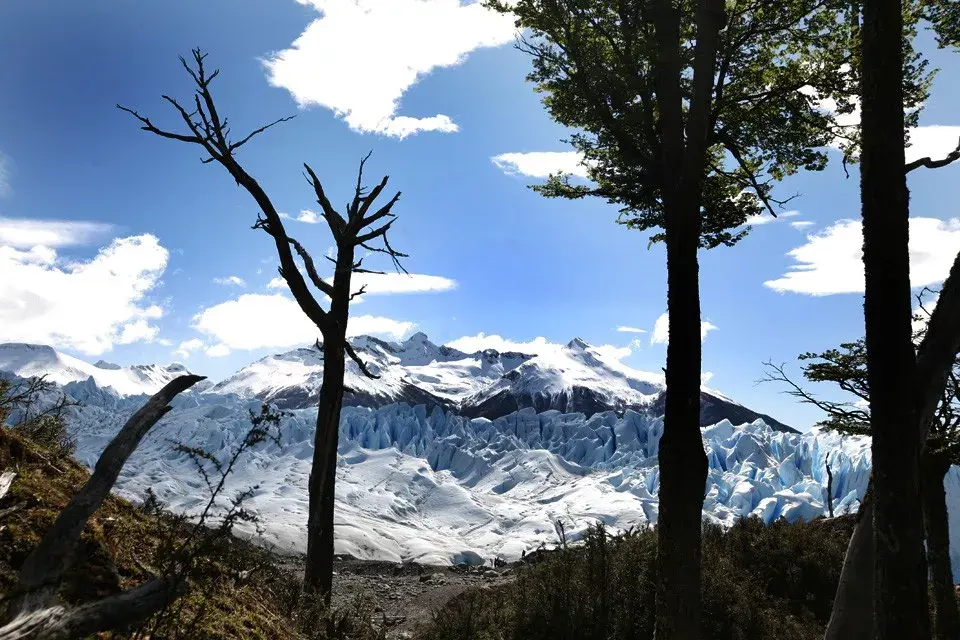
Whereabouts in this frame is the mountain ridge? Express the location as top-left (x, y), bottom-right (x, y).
top-left (0, 334), bottom-right (796, 433)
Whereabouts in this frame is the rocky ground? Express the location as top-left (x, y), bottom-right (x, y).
top-left (280, 555), bottom-right (518, 638)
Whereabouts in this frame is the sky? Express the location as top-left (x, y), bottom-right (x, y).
top-left (1, 0), bottom-right (959, 431)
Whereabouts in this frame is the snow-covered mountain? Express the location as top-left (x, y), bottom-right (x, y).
top-left (0, 343), bottom-right (206, 396)
top-left (203, 333), bottom-right (796, 433)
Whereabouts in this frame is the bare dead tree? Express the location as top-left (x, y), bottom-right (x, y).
top-left (0, 374), bottom-right (205, 638)
top-left (118, 49), bottom-right (408, 601)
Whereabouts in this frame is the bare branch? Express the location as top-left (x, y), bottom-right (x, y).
top-left (349, 284), bottom-right (367, 301)
top-left (303, 164), bottom-right (346, 238)
top-left (905, 137), bottom-right (960, 174)
top-left (286, 237), bottom-right (336, 298)
top-left (229, 115), bottom-right (296, 152)
top-left (345, 342), bottom-right (380, 380)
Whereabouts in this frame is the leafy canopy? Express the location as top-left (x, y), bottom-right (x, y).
top-left (487, 0), bottom-right (931, 248)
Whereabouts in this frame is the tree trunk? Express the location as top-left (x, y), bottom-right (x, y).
top-left (656, 205), bottom-right (709, 640)
top-left (303, 246), bottom-right (354, 602)
top-left (859, 0), bottom-right (927, 633)
top-left (922, 451), bottom-right (960, 640)
top-left (303, 340), bottom-right (345, 601)
top-left (825, 254), bottom-right (960, 640)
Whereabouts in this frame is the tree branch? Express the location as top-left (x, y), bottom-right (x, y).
top-left (286, 237), bottom-right (336, 299)
top-left (905, 136), bottom-right (960, 174)
top-left (344, 342), bottom-right (380, 380)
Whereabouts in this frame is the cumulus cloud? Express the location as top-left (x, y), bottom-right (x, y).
top-left (790, 221), bottom-right (815, 230)
top-left (263, 0), bottom-right (516, 138)
top-left (650, 312), bottom-right (718, 345)
top-left (173, 338), bottom-right (205, 359)
top-left (616, 326), bottom-right (647, 334)
top-left (0, 235), bottom-right (168, 355)
top-left (490, 151), bottom-right (591, 179)
top-left (213, 276), bottom-right (247, 287)
top-left (0, 216), bottom-right (114, 248)
top-left (764, 217), bottom-right (960, 295)
top-left (191, 293), bottom-right (413, 351)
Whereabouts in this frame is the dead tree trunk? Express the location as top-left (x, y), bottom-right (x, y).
top-left (1, 376), bottom-right (203, 636)
top-left (5, 375), bottom-right (204, 619)
top-left (922, 450), bottom-right (960, 640)
top-left (119, 51), bottom-right (409, 602)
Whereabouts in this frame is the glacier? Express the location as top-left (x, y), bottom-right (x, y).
top-left (54, 376), bottom-right (960, 579)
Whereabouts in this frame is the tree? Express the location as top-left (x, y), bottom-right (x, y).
top-left (118, 50), bottom-right (408, 601)
top-left (820, 1), bottom-right (960, 635)
top-left (764, 295), bottom-right (960, 639)
top-left (484, 0), bottom-right (863, 635)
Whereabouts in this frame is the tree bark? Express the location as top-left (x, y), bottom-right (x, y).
top-left (303, 246), bottom-right (355, 602)
top-left (859, 0), bottom-right (927, 633)
top-left (922, 451), bottom-right (960, 640)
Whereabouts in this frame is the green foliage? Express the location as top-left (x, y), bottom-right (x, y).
top-left (417, 517), bottom-right (857, 640)
top-left (485, 0), bottom-right (931, 249)
top-left (923, 0), bottom-right (960, 50)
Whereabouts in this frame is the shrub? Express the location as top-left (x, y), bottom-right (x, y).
top-left (417, 516), bottom-right (857, 640)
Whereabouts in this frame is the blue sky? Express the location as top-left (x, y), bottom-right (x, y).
top-left (1, 0), bottom-right (959, 430)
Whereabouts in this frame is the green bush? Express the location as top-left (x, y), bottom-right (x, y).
top-left (417, 516), bottom-right (857, 640)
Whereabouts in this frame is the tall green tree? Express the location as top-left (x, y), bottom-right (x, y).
top-left (484, 0), bottom-right (869, 636)
top-left (119, 50), bottom-right (408, 602)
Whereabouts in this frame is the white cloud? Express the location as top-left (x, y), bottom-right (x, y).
top-left (349, 272), bottom-right (456, 295)
top-left (213, 276), bottom-right (247, 287)
top-left (764, 217), bottom-right (960, 295)
top-left (266, 272), bottom-right (454, 303)
top-left (491, 151), bottom-right (591, 179)
top-left (790, 221), bottom-right (815, 230)
top-left (205, 343), bottom-right (232, 358)
top-left (0, 217), bottom-right (114, 248)
top-left (296, 209), bottom-right (320, 224)
top-left (444, 333), bottom-right (640, 362)
top-left (263, 0), bottom-right (516, 138)
top-left (616, 326), bottom-right (647, 334)
top-left (905, 126), bottom-right (960, 166)
top-left (191, 293), bottom-right (413, 351)
top-left (743, 210), bottom-right (800, 227)
top-left (444, 333), bottom-right (560, 356)
top-left (701, 371), bottom-right (715, 385)
top-left (173, 338), bottom-right (205, 359)
top-left (650, 312), bottom-right (718, 345)
top-left (0, 235), bottom-right (168, 355)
